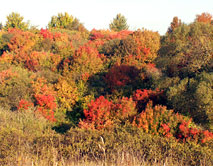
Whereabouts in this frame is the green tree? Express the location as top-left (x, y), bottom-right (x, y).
top-left (167, 72), bottom-right (213, 130)
top-left (48, 12), bottom-right (74, 29)
top-left (48, 12), bottom-right (87, 32)
top-left (4, 12), bottom-right (29, 30)
top-left (109, 13), bottom-right (129, 31)
top-left (157, 22), bottom-right (213, 78)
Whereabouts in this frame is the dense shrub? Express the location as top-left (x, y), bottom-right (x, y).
top-left (0, 13), bottom-right (212, 166)
top-left (31, 77), bottom-right (57, 121)
top-left (68, 45), bottom-right (104, 80)
top-left (131, 29), bottom-right (160, 63)
top-left (157, 22), bottom-right (213, 78)
top-left (105, 64), bottom-right (140, 92)
top-left (79, 96), bottom-right (138, 130)
top-left (0, 106), bottom-right (212, 166)
top-left (167, 72), bottom-right (213, 130)
top-left (99, 29), bottom-right (160, 69)
top-left (0, 66), bottom-right (33, 110)
top-left (0, 48), bottom-right (61, 73)
top-left (7, 28), bottom-right (38, 54)
top-left (51, 28), bottom-right (89, 49)
top-left (113, 97), bottom-right (137, 122)
top-left (39, 127), bottom-right (213, 166)
top-left (55, 78), bottom-right (79, 112)
top-left (79, 93), bottom-right (213, 144)
top-left (79, 96), bottom-right (113, 130)
top-left (133, 102), bottom-right (213, 144)
top-left (0, 107), bottom-right (54, 165)
top-left (133, 88), bottom-right (165, 111)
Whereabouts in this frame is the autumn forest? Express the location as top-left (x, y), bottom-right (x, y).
top-left (0, 12), bottom-right (212, 166)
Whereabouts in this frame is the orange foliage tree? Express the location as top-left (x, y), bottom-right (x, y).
top-left (39, 28), bottom-right (75, 58)
top-left (55, 78), bottom-right (79, 112)
top-left (131, 29), bottom-right (160, 64)
top-left (67, 45), bottom-right (104, 80)
top-left (133, 102), bottom-right (213, 144)
top-left (31, 77), bottom-right (57, 121)
top-left (195, 12), bottom-right (212, 24)
top-left (8, 28), bottom-right (38, 55)
top-left (98, 29), bottom-right (160, 69)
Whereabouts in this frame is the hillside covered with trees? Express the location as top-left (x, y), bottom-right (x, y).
top-left (0, 12), bottom-right (212, 166)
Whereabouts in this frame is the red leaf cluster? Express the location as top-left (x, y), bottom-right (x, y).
top-left (31, 77), bottom-right (57, 122)
top-left (133, 89), bottom-right (164, 111)
top-left (35, 94), bottom-right (57, 121)
top-left (161, 123), bottom-right (173, 138)
top-left (40, 28), bottom-right (63, 41)
top-left (17, 99), bottom-right (34, 110)
top-left (79, 96), bottom-right (113, 130)
top-left (40, 28), bottom-right (54, 40)
top-left (177, 119), bottom-right (213, 143)
top-left (79, 96), bottom-right (137, 130)
top-left (105, 65), bottom-right (140, 90)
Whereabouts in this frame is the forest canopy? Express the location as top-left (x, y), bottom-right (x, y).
top-left (0, 11), bottom-right (212, 166)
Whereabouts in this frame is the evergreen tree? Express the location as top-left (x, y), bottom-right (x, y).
top-left (109, 13), bottom-right (129, 32)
